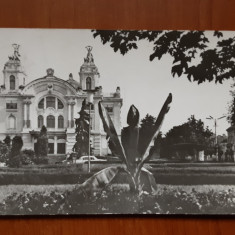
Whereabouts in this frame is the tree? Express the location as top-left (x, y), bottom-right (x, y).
top-left (161, 115), bottom-right (213, 159)
top-left (73, 99), bottom-right (90, 158)
top-left (138, 114), bottom-right (156, 156)
top-left (92, 30), bottom-right (234, 84)
top-left (36, 126), bottom-right (48, 157)
top-left (166, 116), bottom-right (212, 145)
top-left (137, 114), bottom-right (164, 159)
top-left (227, 89), bottom-right (235, 126)
top-left (7, 135), bottom-right (23, 167)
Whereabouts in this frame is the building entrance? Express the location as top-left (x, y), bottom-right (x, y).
top-left (48, 135), bottom-right (66, 155)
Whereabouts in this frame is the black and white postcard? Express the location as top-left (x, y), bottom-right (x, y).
top-left (0, 28), bottom-right (234, 215)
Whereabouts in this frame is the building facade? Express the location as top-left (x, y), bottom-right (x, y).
top-left (0, 45), bottom-right (122, 157)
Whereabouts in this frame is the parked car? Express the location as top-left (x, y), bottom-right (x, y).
top-left (0, 162), bottom-right (7, 167)
top-left (75, 156), bottom-right (106, 164)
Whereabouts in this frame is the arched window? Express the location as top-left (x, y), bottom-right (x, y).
top-left (58, 99), bottom-right (64, 109)
top-left (86, 77), bottom-right (92, 90)
top-left (58, 115), bottom-right (64, 128)
top-left (47, 115), bottom-right (55, 128)
top-left (10, 75), bottom-right (15, 90)
top-left (38, 115), bottom-right (43, 128)
top-left (46, 97), bottom-right (56, 109)
top-left (38, 98), bottom-right (44, 109)
top-left (8, 114), bottom-right (16, 129)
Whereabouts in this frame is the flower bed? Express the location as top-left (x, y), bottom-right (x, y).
top-left (1, 184), bottom-right (235, 215)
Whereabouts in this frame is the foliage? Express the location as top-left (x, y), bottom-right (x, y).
top-left (2, 186), bottom-right (235, 215)
top-left (33, 157), bottom-right (48, 165)
top-left (82, 93), bottom-right (172, 194)
top-left (3, 135), bottom-right (11, 147)
top-left (138, 114), bottom-right (157, 156)
top-left (227, 89), bottom-right (235, 126)
top-left (20, 149), bottom-right (35, 165)
top-left (0, 141), bottom-right (10, 163)
top-left (7, 136), bottom-right (23, 168)
top-left (36, 126), bottom-right (48, 158)
top-left (73, 99), bottom-right (91, 158)
top-left (92, 30), bottom-right (235, 84)
top-left (161, 115), bottom-right (213, 158)
top-left (121, 105), bottom-right (140, 164)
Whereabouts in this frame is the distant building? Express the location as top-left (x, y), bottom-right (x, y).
top-left (226, 126), bottom-right (235, 158)
top-left (209, 134), bottom-right (227, 147)
top-left (0, 45), bottom-right (122, 157)
top-left (227, 127), bottom-right (235, 147)
top-left (210, 134), bottom-right (228, 160)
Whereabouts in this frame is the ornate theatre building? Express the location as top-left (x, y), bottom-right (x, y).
top-left (0, 45), bottom-right (122, 156)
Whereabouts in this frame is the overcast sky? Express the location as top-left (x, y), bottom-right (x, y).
top-left (0, 28), bottom-right (233, 135)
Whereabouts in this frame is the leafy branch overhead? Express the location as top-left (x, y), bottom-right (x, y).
top-left (92, 30), bottom-right (235, 84)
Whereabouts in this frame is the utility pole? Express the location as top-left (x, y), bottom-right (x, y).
top-left (206, 115), bottom-right (226, 161)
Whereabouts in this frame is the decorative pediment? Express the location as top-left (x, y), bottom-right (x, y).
top-left (22, 77), bottom-right (77, 96)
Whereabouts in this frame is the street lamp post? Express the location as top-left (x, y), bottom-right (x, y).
top-left (84, 88), bottom-right (99, 173)
top-left (206, 115), bottom-right (226, 161)
top-left (86, 91), bottom-right (94, 173)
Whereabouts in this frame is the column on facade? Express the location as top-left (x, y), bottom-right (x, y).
top-left (23, 99), bottom-right (31, 128)
top-left (55, 115), bottom-right (58, 129)
top-left (68, 102), bottom-right (71, 128)
top-left (26, 100), bottom-right (31, 128)
top-left (23, 101), bottom-right (27, 128)
top-left (67, 99), bottom-right (76, 128)
top-left (70, 101), bottom-right (75, 128)
top-left (94, 100), bottom-right (100, 132)
top-left (43, 115), bottom-right (46, 128)
top-left (54, 136), bottom-right (57, 154)
top-left (113, 102), bottom-right (122, 135)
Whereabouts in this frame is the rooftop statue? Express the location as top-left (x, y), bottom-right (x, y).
top-left (84, 46), bottom-right (94, 63)
top-left (8, 44), bottom-right (21, 61)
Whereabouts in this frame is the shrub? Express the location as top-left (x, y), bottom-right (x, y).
top-left (36, 126), bottom-right (48, 157)
top-left (0, 141), bottom-right (10, 163)
top-left (2, 186), bottom-right (235, 215)
top-left (20, 149), bottom-right (35, 165)
top-left (7, 136), bottom-right (23, 168)
top-left (33, 157), bottom-right (49, 165)
top-left (3, 136), bottom-right (11, 147)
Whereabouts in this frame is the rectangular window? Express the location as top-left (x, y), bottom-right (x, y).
top-left (48, 143), bottom-right (54, 154)
top-left (46, 97), bottom-right (56, 108)
top-left (6, 103), bottom-right (17, 109)
top-left (57, 143), bottom-right (66, 154)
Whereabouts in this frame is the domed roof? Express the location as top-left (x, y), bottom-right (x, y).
top-left (66, 73), bottom-right (81, 90)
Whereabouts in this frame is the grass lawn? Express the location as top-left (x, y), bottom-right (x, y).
top-left (1, 163), bottom-right (235, 185)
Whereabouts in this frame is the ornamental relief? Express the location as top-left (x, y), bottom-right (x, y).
top-left (36, 108), bottom-right (65, 118)
top-left (23, 79), bottom-right (77, 96)
top-left (34, 84), bottom-right (48, 94)
top-left (46, 107), bottom-right (56, 113)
